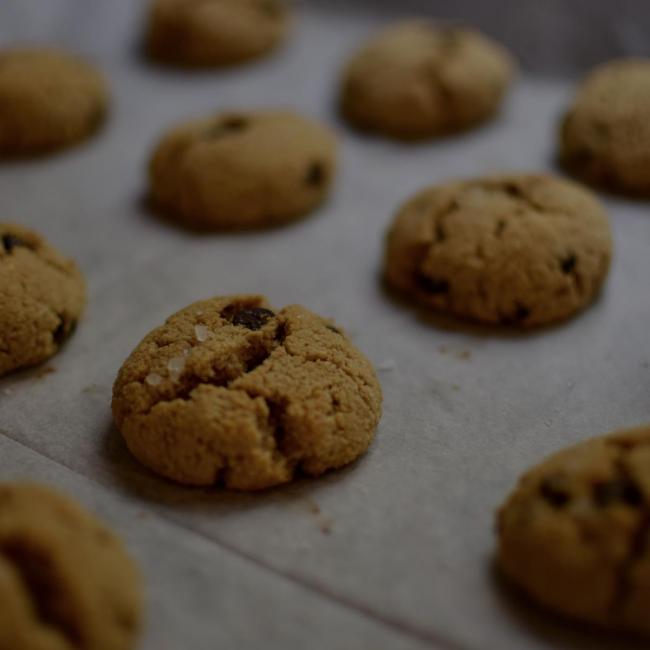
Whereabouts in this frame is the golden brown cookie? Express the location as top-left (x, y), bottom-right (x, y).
top-left (0, 224), bottom-right (86, 376)
top-left (0, 48), bottom-right (108, 157)
top-left (112, 295), bottom-right (382, 491)
top-left (145, 0), bottom-right (289, 67)
top-left (497, 424), bottom-right (650, 637)
top-left (560, 58), bottom-right (650, 195)
top-left (0, 482), bottom-right (141, 650)
top-left (340, 20), bottom-right (515, 140)
top-left (383, 174), bottom-right (612, 327)
top-left (148, 110), bottom-right (338, 230)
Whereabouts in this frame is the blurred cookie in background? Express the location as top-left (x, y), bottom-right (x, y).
top-left (144, 0), bottom-right (290, 68)
top-left (497, 424), bottom-right (650, 637)
top-left (0, 482), bottom-right (142, 650)
top-left (383, 174), bottom-right (612, 327)
top-left (560, 58), bottom-right (650, 196)
top-left (0, 223), bottom-right (85, 376)
top-left (0, 48), bottom-right (108, 157)
top-left (340, 20), bottom-right (515, 141)
top-left (148, 109), bottom-right (337, 230)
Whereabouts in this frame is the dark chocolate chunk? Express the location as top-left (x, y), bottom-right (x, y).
top-left (2, 234), bottom-right (27, 253)
top-left (305, 162), bottom-right (326, 187)
top-left (560, 253), bottom-right (577, 274)
top-left (53, 316), bottom-right (76, 346)
top-left (415, 273), bottom-right (449, 295)
top-left (232, 307), bottom-right (275, 331)
top-left (540, 476), bottom-right (571, 508)
top-left (593, 478), bottom-right (644, 508)
top-left (206, 116), bottom-right (249, 139)
top-left (502, 182), bottom-right (522, 198)
top-left (513, 303), bottom-right (530, 322)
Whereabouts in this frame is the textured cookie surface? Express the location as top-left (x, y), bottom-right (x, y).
top-left (0, 482), bottom-right (141, 650)
top-left (498, 425), bottom-right (650, 636)
top-left (0, 224), bottom-right (85, 376)
top-left (145, 0), bottom-right (289, 67)
top-left (149, 110), bottom-right (338, 229)
top-left (384, 174), bottom-right (612, 327)
top-left (340, 20), bottom-right (515, 140)
top-left (560, 58), bottom-right (650, 194)
top-left (0, 48), bottom-right (107, 156)
top-left (112, 295), bottom-right (382, 490)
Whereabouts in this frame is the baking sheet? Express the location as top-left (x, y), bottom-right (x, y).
top-left (1, 1), bottom-right (650, 649)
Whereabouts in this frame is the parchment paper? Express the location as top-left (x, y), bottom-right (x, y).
top-left (1, 2), bottom-right (649, 648)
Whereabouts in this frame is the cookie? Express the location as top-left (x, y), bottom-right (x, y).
top-left (0, 48), bottom-right (108, 157)
top-left (497, 425), bottom-right (650, 637)
top-left (148, 110), bottom-right (338, 229)
top-left (0, 482), bottom-right (141, 650)
top-left (112, 295), bottom-right (382, 491)
top-left (560, 58), bottom-right (650, 195)
top-left (340, 20), bottom-right (515, 140)
top-left (145, 0), bottom-right (289, 67)
top-left (383, 174), bottom-right (612, 327)
top-left (0, 224), bottom-right (86, 376)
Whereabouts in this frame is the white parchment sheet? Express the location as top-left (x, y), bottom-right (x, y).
top-left (0, 2), bottom-right (649, 648)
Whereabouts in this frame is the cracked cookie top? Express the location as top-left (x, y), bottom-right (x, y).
top-left (0, 47), bottom-right (108, 156)
top-left (148, 110), bottom-right (338, 230)
top-left (560, 58), bottom-right (650, 195)
top-left (497, 425), bottom-right (650, 636)
top-left (339, 20), bottom-right (515, 140)
top-left (112, 295), bottom-right (382, 491)
top-left (0, 223), bottom-right (86, 376)
top-left (383, 174), bottom-right (612, 327)
top-left (0, 482), bottom-right (141, 650)
top-left (145, 0), bottom-right (289, 68)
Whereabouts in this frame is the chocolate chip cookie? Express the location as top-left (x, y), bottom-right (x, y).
top-left (498, 424), bottom-right (650, 637)
top-left (383, 174), bottom-right (612, 327)
top-left (340, 20), bottom-right (515, 140)
top-left (560, 58), bottom-right (650, 195)
top-left (148, 110), bottom-right (338, 229)
top-left (0, 482), bottom-right (141, 650)
top-left (145, 0), bottom-right (289, 67)
top-left (0, 224), bottom-right (86, 376)
top-left (0, 48), bottom-right (108, 157)
top-left (112, 295), bottom-right (382, 490)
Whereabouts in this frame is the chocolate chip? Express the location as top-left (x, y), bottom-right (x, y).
top-left (502, 182), bottom-right (522, 198)
top-left (569, 147), bottom-right (594, 166)
top-left (206, 116), bottom-right (249, 139)
top-left (53, 322), bottom-right (66, 346)
top-left (52, 316), bottom-right (76, 347)
top-left (232, 307), bottom-right (275, 331)
top-left (560, 253), bottom-right (577, 274)
top-left (513, 303), bottom-right (530, 322)
top-left (540, 476), bottom-right (571, 508)
top-left (415, 273), bottom-right (449, 295)
top-left (305, 162), bottom-right (326, 187)
top-left (2, 234), bottom-right (26, 253)
top-left (593, 478), bottom-right (644, 508)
